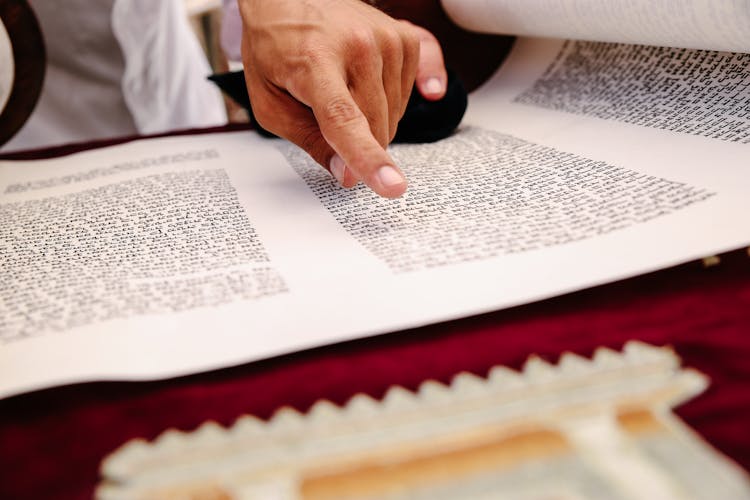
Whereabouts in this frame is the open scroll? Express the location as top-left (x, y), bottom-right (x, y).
top-left (442, 0), bottom-right (750, 53)
top-left (0, 1), bottom-right (749, 397)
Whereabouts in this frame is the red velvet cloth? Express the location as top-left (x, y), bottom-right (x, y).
top-left (1, 129), bottom-right (749, 500)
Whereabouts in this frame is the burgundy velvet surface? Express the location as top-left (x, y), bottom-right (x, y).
top-left (1, 130), bottom-right (749, 500)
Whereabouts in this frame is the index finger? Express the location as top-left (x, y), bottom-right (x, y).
top-left (290, 69), bottom-right (408, 199)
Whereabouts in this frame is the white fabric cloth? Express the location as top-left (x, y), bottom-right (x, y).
top-left (220, 0), bottom-right (243, 63)
top-left (3, 0), bottom-right (226, 153)
top-left (113, 0), bottom-right (226, 135)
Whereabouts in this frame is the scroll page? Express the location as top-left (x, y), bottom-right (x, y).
top-left (1, 37), bottom-right (749, 398)
top-left (441, 0), bottom-right (750, 53)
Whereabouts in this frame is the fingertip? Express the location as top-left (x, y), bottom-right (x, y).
top-left (413, 24), bottom-right (448, 101)
top-left (342, 167), bottom-right (360, 188)
top-left (329, 154), bottom-right (346, 185)
top-left (419, 76), bottom-right (446, 101)
top-left (329, 154), bottom-right (360, 189)
top-left (370, 165), bottom-right (408, 198)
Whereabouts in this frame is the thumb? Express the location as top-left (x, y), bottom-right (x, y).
top-left (408, 23), bottom-right (447, 101)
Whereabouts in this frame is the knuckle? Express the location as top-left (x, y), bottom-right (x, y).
top-left (347, 28), bottom-right (377, 58)
top-left (296, 44), bottom-right (324, 67)
top-left (320, 96), bottom-right (361, 128)
top-left (284, 48), bottom-right (320, 81)
top-left (379, 28), bottom-right (402, 59)
top-left (276, 41), bottom-right (328, 80)
top-left (402, 29), bottom-right (420, 60)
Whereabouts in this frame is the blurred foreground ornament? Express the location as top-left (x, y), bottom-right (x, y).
top-left (99, 342), bottom-right (750, 499)
top-left (0, 0), bottom-right (44, 147)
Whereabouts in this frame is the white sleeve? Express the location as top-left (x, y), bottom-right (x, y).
top-left (112, 0), bottom-right (227, 134)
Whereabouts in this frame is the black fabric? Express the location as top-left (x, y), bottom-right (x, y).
top-left (208, 69), bottom-right (467, 143)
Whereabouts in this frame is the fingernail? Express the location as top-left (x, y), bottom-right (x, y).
top-left (424, 77), bottom-right (443, 95)
top-left (329, 154), bottom-right (345, 185)
top-left (376, 165), bottom-right (406, 189)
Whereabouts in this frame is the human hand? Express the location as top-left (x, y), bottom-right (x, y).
top-left (239, 0), bottom-right (447, 198)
